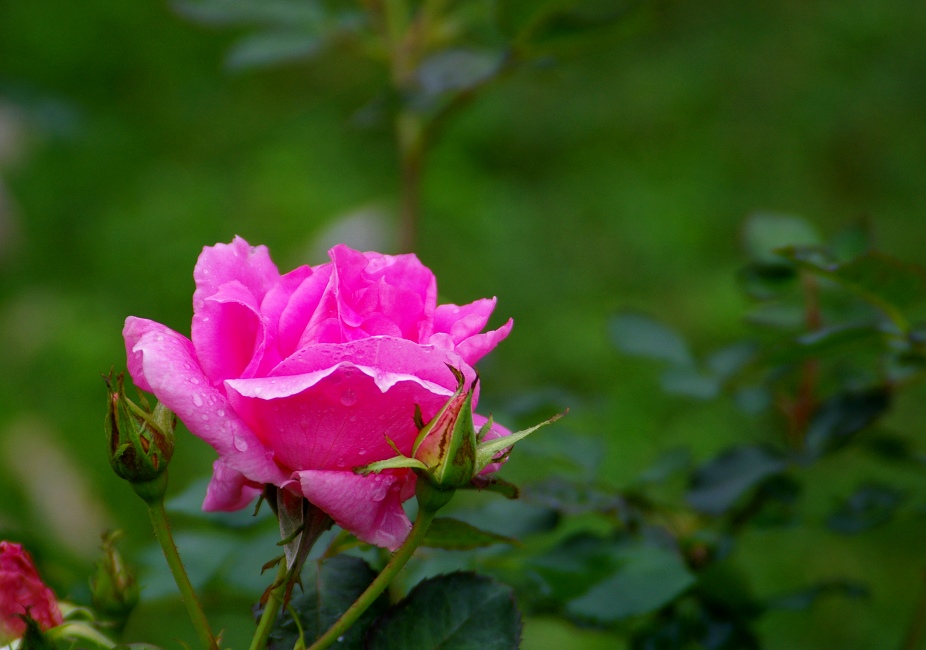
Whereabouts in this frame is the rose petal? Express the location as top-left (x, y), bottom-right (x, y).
top-left (455, 317), bottom-right (514, 366)
top-left (124, 316), bottom-right (159, 392)
top-left (329, 246), bottom-right (437, 342)
top-left (295, 469), bottom-right (414, 551)
top-left (203, 459), bottom-right (263, 511)
top-left (192, 280), bottom-right (265, 386)
top-left (126, 320), bottom-right (287, 487)
top-left (433, 298), bottom-right (498, 343)
top-left (226, 362), bottom-right (455, 473)
top-left (193, 236), bottom-right (279, 312)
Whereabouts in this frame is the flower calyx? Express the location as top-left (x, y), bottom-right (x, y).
top-left (356, 366), bottom-right (564, 502)
top-left (89, 531), bottom-right (139, 625)
top-left (104, 370), bottom-right (175, 489)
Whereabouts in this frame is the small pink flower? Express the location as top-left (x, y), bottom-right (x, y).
top-left (0, 542), bottom-right (63, 641)
top-left (124, 238), bottom-right (512, 550)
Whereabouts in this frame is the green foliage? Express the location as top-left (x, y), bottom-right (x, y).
top-left (365, 572), bottom-right (522, 650)
top-left (268, 555), bottom-right (388, 649)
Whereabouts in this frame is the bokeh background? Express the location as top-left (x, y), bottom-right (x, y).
top-left (1, 1), bottom-right (925, 648)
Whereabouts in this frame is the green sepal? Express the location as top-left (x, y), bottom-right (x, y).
top-left (355, 455), bottom-right (429, 475)
top-left (475, 411), bottom-right (566, 474)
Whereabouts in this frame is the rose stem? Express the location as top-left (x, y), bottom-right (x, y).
top-left (250, 560), bottom-right (290, 650)
top-left (143, 478), bottom-right (219, 650)
top-left (306, 505), bottom-right (440, 650)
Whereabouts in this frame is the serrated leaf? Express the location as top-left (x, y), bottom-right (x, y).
top-left (826, 483), bottom-right (905, 535)
top-left (610, 312), bottom-right (693, 366)
top-left (742, 213), bottom-right (821, 263)
top-left (268, 556), bottom-right (387, 650)
top-left (365, 572), bottom-right (521, 650)
top-left (687, 445), bottom-right (786, 515)
top-left (421, 517), bottom-right (517, 550)
top-left (803, 388), bottom-right (891, 459)
top-left (225, 32), bottom-right (323, 71)
top-left (566, 544), bottom-right (695, 623)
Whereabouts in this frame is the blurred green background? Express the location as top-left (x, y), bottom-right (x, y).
top-left (1, 1), bottom-right (925, 648)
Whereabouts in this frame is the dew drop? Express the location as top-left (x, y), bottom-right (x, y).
top-left (358, 449), bottom-right (367, 456)
top-left (234, 436), bottom-right (248, 452)
top-left (192, 394), bottom-right (203, 407)
top-left (340, 389), bottom-right (358, 407)
top-left (217, 409), bottom-right (225, 417)
top-left (201, 414), bottom-right (209, 421)
top-left (190, 377), bottom-right (200, 385)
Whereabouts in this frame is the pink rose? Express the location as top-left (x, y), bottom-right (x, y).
top-left (124, 238), bottom-right (512, 550)
top-left (0, 541), bottom-right (63, 640)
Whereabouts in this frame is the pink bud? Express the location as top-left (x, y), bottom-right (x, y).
top-left (0, 542), bottom-right (63, 642)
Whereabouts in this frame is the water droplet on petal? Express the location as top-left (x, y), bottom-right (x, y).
top-left (340, 389), bottom-right (358, 407)
top-left (234, 436), bottom-right (248, 452)
top-left (217, 409), bottom-right (225, 417)
top-left (192, 394), bottom-right (203, 407)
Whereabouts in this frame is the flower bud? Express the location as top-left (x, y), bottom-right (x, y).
top-left (89, 531), bottom-right (139, 625)
top-left (104, 371), bottom-right (175, 485)
top-left (411, 367), bottom-right (478, 490)
top-left (0, 541), bottom-right (63, 644)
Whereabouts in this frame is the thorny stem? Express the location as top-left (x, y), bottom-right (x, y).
top-left (145, 488), bottom-right (219, 650)
top-left (306, 505), bottom-right (440, 649)
top-left (249, 560), bottom-right (289, 650)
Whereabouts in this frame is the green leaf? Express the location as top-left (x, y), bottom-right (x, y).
top-left (522, 478), bottom-right (622, 515)
top-left (414, 49), bottom-right (506, 102)
top-left (171, 0), bottom-right (324, 28)
top-left (421, 517), bottom-right (518, 550)
top-left (687, 445), bottom-right (786, 515)
top-left (659, 366), bottom-right (720, 399)
top-left (526, 534), bottom-right (623, 603)
top-left (365, 572), bottom-right (522, 650)
top-left (636, 447), bottom-right (692, 485)
top-left (610, 312), bottom-right (693, 366)
top-left (737, 261), bottom-right (799, 300)
top-left (766, 324), bottom-right (885, 367)
top-left (269, 556), bottom-right (387, 650)
top-left (742, 212), bottom-right (821, 263)
top-left (566, 544), bottom-right (696, 623)
top-left (781, 248), bottom-right (926, 329)
top-left (766, 579), bottom-right (869, 610)
top-left (826, 483), bottom-right (905, 535)
top-left (803, 388), bottom-right (891, 459)
top-left (225, 32), bottom-right (322, 71)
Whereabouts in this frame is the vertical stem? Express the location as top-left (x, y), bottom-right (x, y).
top-left (146, 499), bottom-right (219, 650)
top-left (249, 561), bottom-right (290, 650)
top-left (307, 506), bottom-right (439, 650)
top-left (397, 110), bottom-right (424, 252)
top-left (787, 272), bottom-right (822, 448)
